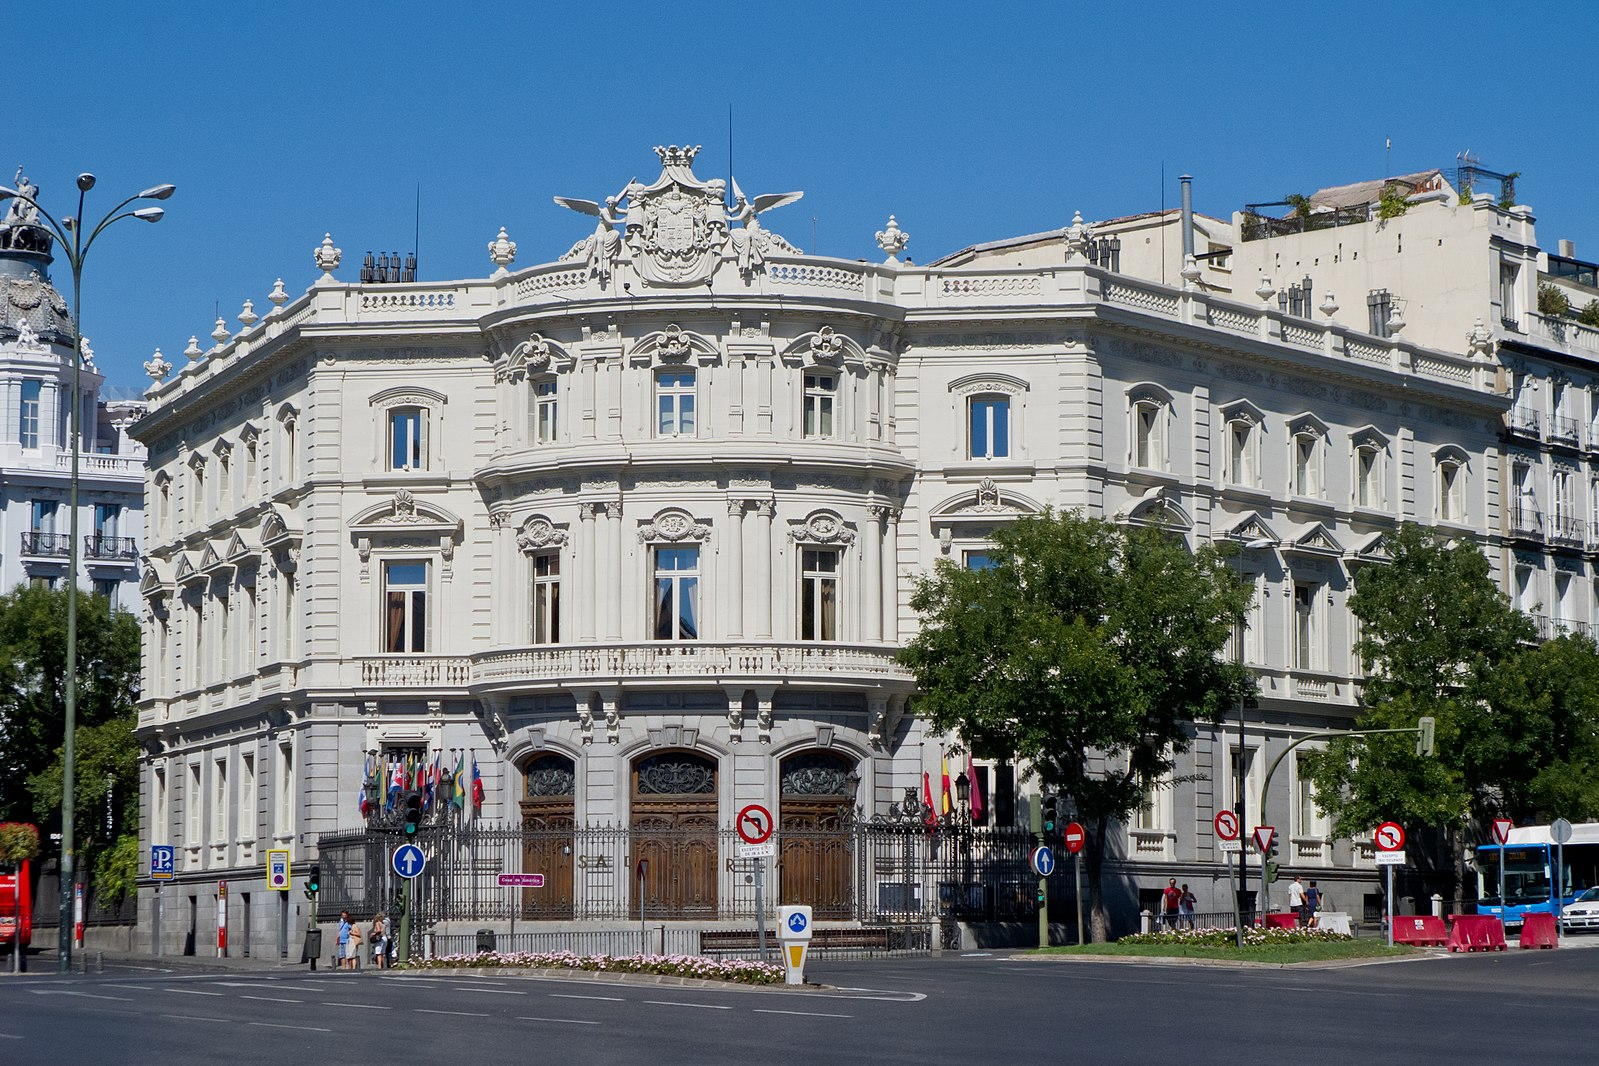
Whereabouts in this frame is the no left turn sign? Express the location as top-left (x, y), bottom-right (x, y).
top-left (1213, 810), bottom-right (1240, 842)
top-left (1374, 821), bottom-right (1406, 852)
top-left (737, 804), bottom-right (774, 845)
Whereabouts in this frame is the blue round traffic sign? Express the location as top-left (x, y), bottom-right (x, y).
top-left (1030, 845), bottom-right (1056, 878)
top-left (787, 911), bottom-right (809, 934)
top-left (393, 843), bottom-right (427, 879)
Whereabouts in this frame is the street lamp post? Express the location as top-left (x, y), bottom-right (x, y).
top-left (0, 172), bottom-right (174, 973)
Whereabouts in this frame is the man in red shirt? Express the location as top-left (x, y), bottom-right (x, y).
top-left (1161, 878), bottom-right (1182, 930)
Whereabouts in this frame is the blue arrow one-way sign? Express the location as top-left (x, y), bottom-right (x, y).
top-left (392, 843), bottom-right (426, 879)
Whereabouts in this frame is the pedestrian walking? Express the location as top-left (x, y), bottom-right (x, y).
top-left (1161, 877), bottom-right (1182, 930)
top-left (1305, 881), bottom-right (1321, 929)
top-left (346, 917), bottom-right (364, 969)
top-left (337, 910), bottom-right (352, 969)
top-left (371, 912), bottom-right (390, 969)
top-left (1179, 884), bottom-right (1197, 929)
top-left (1288, 875), bottom-right (1308, 926)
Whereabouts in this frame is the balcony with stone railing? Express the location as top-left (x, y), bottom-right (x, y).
top-left (470, 641), bottom-right (913, 693)
top-left (1528, 313), bottom-right (1599, 359)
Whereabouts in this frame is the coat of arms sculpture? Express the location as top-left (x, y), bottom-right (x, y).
top-left (554, 145), bottom-right (802, 287)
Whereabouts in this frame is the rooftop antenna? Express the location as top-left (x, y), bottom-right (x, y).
top-left (414, 183), bottom-right (421, 279)
top-left (811, 215), bottom-right (817, 256)
top-left (727, 104), bottom-right (734, 210)
top-left (1160, 161), bottom-right (1166, 286)
top-left (1384, 137), bottom-right (1391, 179)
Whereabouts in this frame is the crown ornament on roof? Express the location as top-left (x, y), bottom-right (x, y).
top-left (654, 145), bottom-right (701, 167)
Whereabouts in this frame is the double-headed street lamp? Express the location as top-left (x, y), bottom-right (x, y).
top-left (0, 172), bottom-right (174, 973)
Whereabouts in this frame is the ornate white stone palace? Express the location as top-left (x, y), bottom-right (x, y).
top-left (0, 171), bottom-right (145, 610)
top-left (136, 147), bottom-right (1559, 953)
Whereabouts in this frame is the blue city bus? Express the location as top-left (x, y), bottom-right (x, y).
top-left (1472, 822), bottom-right (1599, 927)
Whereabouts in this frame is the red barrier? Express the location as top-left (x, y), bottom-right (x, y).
top-left (1448, 914), bottom-right (1507, 952)
top-left (1262, 912), bottom-right (1298, 929)
top-left (1391, 915), bottom-right (1449, 947)
top-left (1519, 912), bottom-right (1559, 949)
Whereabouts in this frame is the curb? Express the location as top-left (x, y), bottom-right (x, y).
top-left (397, 964), bottom-right (829, 991)
top-left (1005, 949), bottom-right (1443, 971)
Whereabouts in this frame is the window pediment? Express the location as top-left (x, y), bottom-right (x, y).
top-left (1286, 412), bottom-right (1329, 438)
top-left (1223, 512), bottom-right (1280, 546)
top-left (260, 507), bottom-right (302, 547)
top-left (628, 324), bottom-right (720, 368)
top-left (1350, 425), bottom-right (1389, 450)
top-left (1285, 522), bottom-right (1344, 557)
top-left (787, 510), bottom-right (856, 546)
top-left (782, 326), bottom-right (868, 369)
top-left (951, 372), bottom-right (1030, 398)
top-left (349, 489), bottom-right (463, 538)
top-left (637, 508), bottom-right (712, 544)
top-left (1217, 398), bottom-right (1265, 425)
top-left (370, 385), bottom-right (447, 410)
top-left (497, 333), bottom-right (574, 382)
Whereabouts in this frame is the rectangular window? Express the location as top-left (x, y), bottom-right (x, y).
top-left (1295, 752), bottom-right (1324, 838)
top-left (186, 763), bottom-right (202, 846)
top-left (800, 548), bottom-right (839, 641)
top-left (153, 767), bottom-right (168, 846)
top-left (238, 752), bottom-right (255, 843)
top-left (244, 437), bottom-right (258, 493)
top-left (211, 756), bottom-right (227, 843)
top-left (30, 498), bottom-right (57, 534)
top-left (383, 561), bottom-right (430, 652)
top-left (274, 745), bottom-right (294, 837)
top-left (1226, 745), bottom-right (1261, 823)
top-left (192, 597), bottom-right (205, 687)
top-left (1294, 583), bottom-right (1319, 671)
top-left (1500, 262), bottom-right (1520, 325)
top-left (1134, 402), bottom-right (1162, 468)
top-left (656, 370), bottom-right (696, 437)
top-left (969, 396), bottom-right (1010, 458)
top-left (1228, 421), bottom-right (1254, 485)
top-left (94, 503), bottom-right (119, 540)
top-left (804, 373), bottom-right (837, 438)
top-left (217, 588), bottom-right (231, 679)
top-left (242, 582), bottom-right (257, 672)
top-left (18, 380), bottom-right (40, 449)
top-left (217, 452), bottom-right (232, 514)
top-left (1293, 434), bottom-right (1321, 497)
top-left (191, 462), bottom-right (206, 525)
top-left (652, 545), bottom-right (700, 640)
top-left (93, 578), bottom-right (119, 601)
top-left (389, 408), bottom-right (426, 470)
top-left (1356, 446), bottom-right (1380, 508)
top-left (963, 551), bottom-right (998, 571)
top-left (531, 552), bottom-right (561, 644)
top-left (533, 380), bottom-right (558, 444)
top-left (1440, 461), bottom-right (1465, 522)
top-left (280, 574), bottom-right (296, 662)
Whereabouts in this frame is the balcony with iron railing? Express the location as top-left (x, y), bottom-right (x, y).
top-left (1509, 505), bottom-right (1544, 541)
top-left (1533, 615), bottom-right (1593, 641)
top-left (19, 531), bottom-right (71, 557)
top-left (1549, 413), bottom-right (1582, 447)
top-left (1549, 514), bottom-right (1587, 549)
top-left (1507, 409), bottom-right (1542, 440)
top-left (84, 535), bottom-right (139, 560)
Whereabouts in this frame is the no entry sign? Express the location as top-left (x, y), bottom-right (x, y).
top-left (1062, 822), bottom-right (1086, 854)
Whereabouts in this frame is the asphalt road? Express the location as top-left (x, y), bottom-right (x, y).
top-left (2, 948), bottom-right (1594, 1065)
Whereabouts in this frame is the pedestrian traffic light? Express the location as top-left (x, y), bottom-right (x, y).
top-left (1417, 716), bottom-right (1436, 757)
top-left (1041, 794), bottom-right (1059, 833)
top-left (306, 862), bottom-right (320, 897)
top-left (403, 791), bottom-right (423, 837)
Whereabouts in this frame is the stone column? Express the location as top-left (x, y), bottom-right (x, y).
top-left (751, 500), bottom-right (774, 640)
top-left (725, 499), bottom-right (746, 640)
top-left (578, 504), bottom-right (598, 641)
top-left (604, 502), bottom-right (623, 641)
top-left (881, 508), bottom-right (900, 643)
top-left (864, 507), bottom-right (885, 643)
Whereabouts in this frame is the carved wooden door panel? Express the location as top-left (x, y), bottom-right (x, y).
top-left (632, 752), bottom-right (718, 918)
top-left (779, 752), bottom-right (855, 920)
top-left (519, 754), bottom-right (576, 919)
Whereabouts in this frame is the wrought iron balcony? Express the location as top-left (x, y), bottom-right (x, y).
top-left (1507, 409), bottom-right (1541, 439)
top-left (84, 535), bottom-right (139, 560)
top-left (1509, 505), bottom-right (1544, 540)
top-left (1549, 514), bottom-right (1586, 549)
top-left (1548, 413), bottom-right (1581, 446)
top-left (20, 531), bottom-right (71, 557)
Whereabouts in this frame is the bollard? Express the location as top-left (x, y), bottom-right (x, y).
top-left (1431, 894), bottom-right (1444, 919)
top-left (1140, 909), bottom-right (1153, 935)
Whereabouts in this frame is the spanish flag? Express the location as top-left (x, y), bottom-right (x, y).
top-left (940, 751), bottom-right (952, 815)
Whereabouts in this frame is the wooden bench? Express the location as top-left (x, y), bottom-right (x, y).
top-left (699, 927), bottom-right (892, 956)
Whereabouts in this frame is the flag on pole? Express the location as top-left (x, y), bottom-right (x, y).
top-left (967, 751), bottom-right (985, 826)
top-left (453, 752), bottom-right (468, 809)
top-left (357, 754), bottom-right (374, 817)
top-left (471, 754), bottom-right (484, 813)
top-left (386, 760), bottom-right (403, 811)
top-left (940, 751), bottom-right (952, 815)
top-left (922, 771), bottom-right (938, 828)
top-left (423, 753), bottom-right (439, 811)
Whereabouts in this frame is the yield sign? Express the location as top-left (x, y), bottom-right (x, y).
top-left (1491, 817), bottom-right (1513, 846)
top-left (1253, 825), bottom-right (1275, 854)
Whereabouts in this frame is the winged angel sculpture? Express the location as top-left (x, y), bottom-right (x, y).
top-left (729, 178), bottom-right (802, 275)
top-left (552, 180), bottom-right (633, 283)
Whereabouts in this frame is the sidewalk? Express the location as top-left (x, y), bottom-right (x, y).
top-left (9, 944), bottom-right (330, 976)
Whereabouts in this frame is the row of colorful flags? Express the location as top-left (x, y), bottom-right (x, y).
top-left (358, 752), bottom-right (484, 818)
top-left (921, 748), bottom-right (986, 827)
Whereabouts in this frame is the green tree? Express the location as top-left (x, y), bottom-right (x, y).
top-left (0, 585), bottom-right (141, 900)
top-left (1301, 523), bottom-right (1573, 903)
top-left (901, 509), bottom-right (1255, 940)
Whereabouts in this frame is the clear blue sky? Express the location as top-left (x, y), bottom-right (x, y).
top-left (18, 0), bottom-right (1599, 388)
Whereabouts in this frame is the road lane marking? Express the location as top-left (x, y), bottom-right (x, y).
top-left (323, 1002), bottom-right (392, 1010)
top-left (105, 984), bottom-right (155, 991)
top-left (416, 1009), bottom-right (490, 1017)
top-left (459, 987), bottom-right (526, 995)
top-left (242, 995), bottom-right (304, 1004)
top-left (160, 1014), bottom-right (228, 1023)
top-left (261, 984), bottom-right (323, 992)
top-left (550, 993), bottom-right (625, 1002)
top-left (643, 1001), bottom-right (732, 1010)
top-left (252, 1021), bottom-right (331, 1033)
top-left (163, 988), bottom-right (224, 996)
top-left (515, 1016), bottom-right (601, 1026)
top-left (753, 1008), bottom-right (853, 1018)
top-left (0, 1033), bottom-right (21, 1040)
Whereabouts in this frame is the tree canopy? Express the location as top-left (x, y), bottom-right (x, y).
top-left (0, 584), bottom-right (142, 900)
top-left (901, 509), bottom-right (1255, 939)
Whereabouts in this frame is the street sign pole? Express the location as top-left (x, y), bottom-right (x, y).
top-left (1386, 863), bottom-right (1394, 948)
top-left (1074, 852), bottom-right (1084, 945)
top-left (399, 879), bottom-right (411, 965)
top-left (1031, 798), bottom-right (1047, 949)
top-left (755, 859), bottom-right (767, 963)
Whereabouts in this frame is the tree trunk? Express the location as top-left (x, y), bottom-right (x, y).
top-left (1086, 815), bottom-right (1111, 943)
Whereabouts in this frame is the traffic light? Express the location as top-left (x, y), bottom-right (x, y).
top-left (1264, 837), bottom-right (1280, 884)
top-left (402, 791), bottom-right (423, 837)
top-left (1417, 716), bottom-right (1436, 757)
top-left (1041, 794), bottom-right (1059, 833)
top-left (306, 862), bottom-right (320, 898)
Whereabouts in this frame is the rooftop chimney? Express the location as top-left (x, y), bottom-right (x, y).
top-left (1558, 239), bottom-right (1575, 258)
top-left (1179, 174), bottom-right (1195, 262)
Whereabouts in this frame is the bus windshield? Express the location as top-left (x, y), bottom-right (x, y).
top-left (1478, 846), bottom-right (1550, 905)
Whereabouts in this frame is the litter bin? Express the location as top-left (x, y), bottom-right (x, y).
top-left (301, 927), bottom-right (323, 969)
top-left (476, 929), bottom-right (496, 953)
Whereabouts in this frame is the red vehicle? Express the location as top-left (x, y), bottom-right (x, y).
top-left (0, 857), bottom-right (31, 956)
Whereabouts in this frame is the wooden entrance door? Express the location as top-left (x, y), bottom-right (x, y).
top-left (631, 751), bottom-right (718, 918)
top-left (779, 751), bottom-right (855, 919)
top-left (519, 754), bottom-right (576, 919)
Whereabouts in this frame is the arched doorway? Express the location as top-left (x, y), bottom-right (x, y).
top-left (631, 750), bottom-right (718, 918)
top-left (519, 753), bottom-right (575, 919)
top-left (779, 750), bottom-right (856, 919)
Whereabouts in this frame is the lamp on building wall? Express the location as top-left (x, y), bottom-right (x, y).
top-left (0, 172), bottom-right (174, 973)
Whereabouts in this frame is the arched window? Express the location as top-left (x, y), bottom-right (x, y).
top-left (1128, 387), bottom-right (1172, 471)
top-left (1437, 449), bottom-right (1469, 523)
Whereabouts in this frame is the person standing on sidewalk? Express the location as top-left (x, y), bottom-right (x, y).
top-left (1161, 878), bottom-right (1182, 930)
top-left (1305, 881), bottom-right (1321, 928)
top-left (1288, 876), bottom-right (1308, 926)
top-left (337, 911), bottom-right (352, 970)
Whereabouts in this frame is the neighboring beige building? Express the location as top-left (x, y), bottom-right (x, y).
top-left (135, 147), bottom-right (1519, 956)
